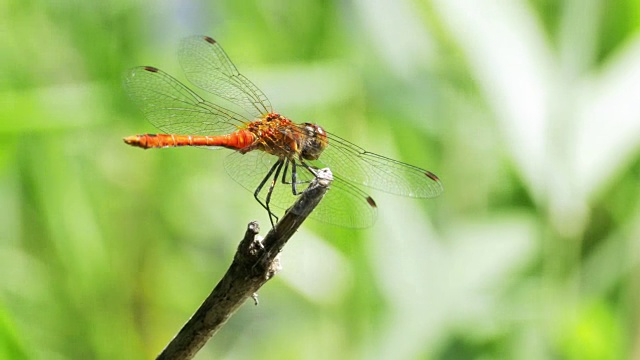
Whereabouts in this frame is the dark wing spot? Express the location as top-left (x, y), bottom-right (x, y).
top-left (366, 196), bottom-right (377, 208)
top-left (425, 171), bottom-right (440, 182)
top-left (203, 36), bottom-right (216, 45)
top-left (147, 133), bottom-right (157, 137)
top-left (143, 66), bottom-right (159, 73)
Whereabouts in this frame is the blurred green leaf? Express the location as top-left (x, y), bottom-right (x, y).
top-left (1, 0), bottom-right (639, 358)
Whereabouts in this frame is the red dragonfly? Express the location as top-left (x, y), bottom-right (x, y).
top-left (124, 35), bottom-right (442, 228)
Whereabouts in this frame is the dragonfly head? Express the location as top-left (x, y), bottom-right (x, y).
top-left (300, 123), bottom-right (328, 160)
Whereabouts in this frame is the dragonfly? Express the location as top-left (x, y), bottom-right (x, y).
top-left (123, 35), bottom-right (443, 228)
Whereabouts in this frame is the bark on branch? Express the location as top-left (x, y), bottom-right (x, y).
top-left (156, 168), bottom-right (333, 360)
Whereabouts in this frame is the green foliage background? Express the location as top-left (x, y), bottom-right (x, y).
top-left (2, 0), bottom-right (640, 359)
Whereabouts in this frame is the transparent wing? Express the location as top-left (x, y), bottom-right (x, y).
top-left (124, 66), bottom-right (248, 136)
top-left (312, 175), bottom-right (378, 228)
top-left (308, 131), bottom-right (444, 198)
top-left (179, 35), bottom-right (273, 117)
top-left (224, 150), bottom-right (377, 228)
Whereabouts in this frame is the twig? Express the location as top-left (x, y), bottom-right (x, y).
top-left (156, 168), bottom-right (333, 360)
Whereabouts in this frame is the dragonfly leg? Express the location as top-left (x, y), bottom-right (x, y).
top-left (290, 161), bottom-right (299, 195)
top-left (299, 159), bottom-right (319, 178)
top-left (253, 159), bottom-right (284, 227)
top-left (280, 159), bottom-right (292, 190)
top-left (281, 160), bottom-right (311, 195)
top-left (264, 160), bottom-right (285, 228)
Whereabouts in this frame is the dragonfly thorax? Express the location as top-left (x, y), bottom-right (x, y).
top-left (299, 123), bottom-right (328, 160)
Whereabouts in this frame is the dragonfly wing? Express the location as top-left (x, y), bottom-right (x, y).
top-left (223, 150), bottom-right (283, 197)
top-left (179, 36), bottom-right (273, 117)
top-left (124, 66), bottom-right (247, 136)
top-left (306, 174), bottom-right (378, 228)
top-left (310, 132), bottom-right (444, 198)
top-left (224, 150), bottom-right (376, 228)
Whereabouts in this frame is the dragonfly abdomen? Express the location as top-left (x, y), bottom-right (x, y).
top-left (123, 130), bottom-right (256, 150)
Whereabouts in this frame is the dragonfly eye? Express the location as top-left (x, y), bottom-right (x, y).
top-left (300, 124), bottom-right (328, 160)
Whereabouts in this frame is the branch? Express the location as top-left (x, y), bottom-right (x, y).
top-left (156, 168), bottom-right (333, 360)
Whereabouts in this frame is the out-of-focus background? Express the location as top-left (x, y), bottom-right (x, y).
top-left (2, 0), bottom-right (640, 359)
